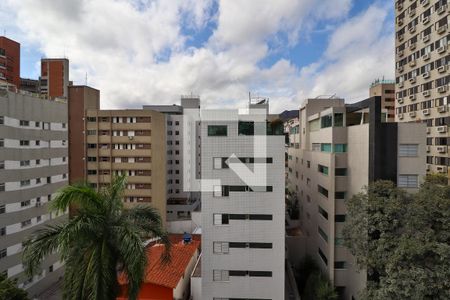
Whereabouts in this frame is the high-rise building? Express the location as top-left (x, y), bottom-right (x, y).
top-left (286, 96), bottom-right (426, 299)
top-left (81, 108), bottom-right (167, 223)
top-left (19, 78), bottom-right (40, 94)
top-left (200, 99), bottom-right (285, 299)
top-left (369, 79), bottom-right (396, 122)
top-left (0, 87), bottom-right (68, 296)
top-left (0, 36), bottom-right (20, 88)
top-left (394, 0), bottom-right (449, 178)
top-left (40, 58), bottom-right (70, 99)
top-left (143, 96), bottom-right (201, 221)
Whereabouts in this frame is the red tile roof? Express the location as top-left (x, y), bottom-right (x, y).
top-left (118, 238), bottom-right (200, 290)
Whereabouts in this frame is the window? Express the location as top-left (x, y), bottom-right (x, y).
top-left (238, 121), bottom-right (254, 135)
top-left (20, 120), bottom-right (30, 126)
top-left (208, 125), bottom-right (227, 136)
top-left (399, 144), bottom-right (418, 157)
top-left (312, 143), bottom-right (321, 151)
top-left (335, 168), bottom-right (347, 176)
top-left (20, 140), bottom-right (30, 146)
top-left (0, 139), bottom-right (3, 148)
top-left (334, 144), bottom-right (347, 153)
top-left (87, 117), bottom-right (96, 122)
top-left (398, 175), bottom-right (418, 188)
top-left (334, 261), bottom-right (346, 269)
top-left (0, 184), bottom-right (4, 192)
top-left (35, 121), bottom-right (40, 127)
top-left (318, 248), bottom-right (328, 265)
top-left (213, 214), bottom-right (229, 225)
top-left (334, 113), bottom-right (344, 127)
top-left (0, 161), bottom-right (3, 169)
top-left (213, 270), bottom-right (229, 281)
top-left (321, 115), bottom-right (332, 128)
top-left (318, 226), bottom-right (328, 242)
top-left (0, 204), bottom-right (5, 213)
top-left (213, 242), bottom-right (229, 254)
top-left (318, 164), bottom-right (329, 175)
top-left (20, 180), bottom-right (31, 187)
top-left (335, 192), bottom-right (346, 199)
top-left (0, 116), bottom-right (3, 124)
top-left (318, 185), bottom-right (328, 198)
top-left (35, 140), bottom-right (40, 146)
top-left (21, 219), bottom-right (32, 228)
top-left (21, 200), bottom-right (31, 207)
top-left (87, 130), bottom-right (97, 135)
top-left (320, 143), bottom-right (332, 152)
top-left (0, 227), bottom-right (5, 236)
top-left (318, 206), bottom-right (328, 220)
top-left (87, 157), bottom-right (97, 162)
top-left (0, 249), bottom-right (6, 259)
top-left (335, 215), bottom-right (346, 222)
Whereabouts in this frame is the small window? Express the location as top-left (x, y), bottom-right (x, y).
top-left (335, 168), bottom-right (347, 176)
top-left (334, 144), bottom-right (347, 153)
top-left (399, 144), bottom-right (418, 157)
top-left (318, 164), bottom-right (329, 175)
top-left (238, 121), bottom-right (254, 135)
top-left (321, 115), bottom-right (332, 128)
top-left (318, 206), bottom-right (328, 220)
top-left (335, 215), bottom-right (346, 222)
top-left (213, 242), bottom-right (229, 254)
top-left (213, 270), bottom-right (229, 281)
top-left (208, 125), bottom-right (227, 136)
top-left (20, 140), bottom-right (30, 146)
top-left (318, 226), bottom-right (328, 242)
top-left (335, 192), bottom-right (346, 199)
top-left (334, 261), bottom-right (346, 269)
top-left (318, 185), bottom-right (328, 198)
top-left (213, 214), bottom-right (229, 225)
top-left (320, 143), bottom-right (332, 152)
top-left (20, 120), bottom-right (30, 126)
top-left (0, 116), bottom-right (3, 125)
top-left (318, 247), bottom-right (328, 265)
top-left (0, 161), bottom-right (4, 169)
top-left (398, 175), bottom-right (418, 188)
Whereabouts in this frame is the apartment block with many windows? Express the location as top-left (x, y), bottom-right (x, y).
top-left (286, 96), bottom-right (426, 300)
top-left (0, 88), bottom-right (68, 296)
top-left (395, 0), bottom-right (450, 178)
top-left (83, 109), bottom-right (167, 223)
top-left (200, 99), bottom-right (285, 300)
top-left (0, 36), bottom-right (20, 88)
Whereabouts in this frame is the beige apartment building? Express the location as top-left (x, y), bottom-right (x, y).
top-left (286, 96), bottom-right (426, 300)
top-left (83, 109), bottom-right (167, 223)
top-left (395, 0), bottom-right (449, 178)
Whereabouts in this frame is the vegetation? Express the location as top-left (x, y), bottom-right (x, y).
top-left (343, 176), bottom-right (450, 299)
top-left (294, 255), bottom-right (337, 300)
top-left (0, 273), bottom-right (29, 300)
top-left (286, 191), bottom-right (300, 220)
top-left (22, 175), bottom-right (170, 300)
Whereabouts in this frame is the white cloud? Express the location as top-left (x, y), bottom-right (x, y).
top-left (0, 0), bottom-right (393, 113)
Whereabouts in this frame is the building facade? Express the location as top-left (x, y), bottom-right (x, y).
top-left (395, 0), bottom-right (450, 178)
top-left (40, 58), bottom-right (70, 99)
top-left (286, 97), bottom-right (426, 299)
top-left (0, 88), bottom-right (68, 296)
top-left (369, 79), bottom-right (396, 122)
top-left (200, 100), bottom-right (285, 300)
top-left (143, 96), bottom-right (201, 222)
top-left (82, 108), bottom-right (167, 222)
top-left (0, 36), bottom-right (20, 88)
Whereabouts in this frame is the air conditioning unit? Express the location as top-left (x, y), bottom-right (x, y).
top-left (423, 90), bottom-right (431, 97)
top-left (426, 146), bottom-right (430, 152)
top-left (409, 43), bottom-right (416, 50)
top-left (421, 0), bottom-right (429, 6)
top-left (437, 5), bottom-right (446, 15)
top-left (437, 166), bottom-right (448, 173)
top-left (409, 60), bottom-right (416, 67)
top-left (399, 34), bottom-right (405, 41)
top-left (437, 45), bottom-right (447, 54)
top-left (437, 65), bottom-right (447, 73)
top-left (437, 146), bottom-right (447, 153)
top-left (437, 126), bottom-right (448, 133)
top-left (398, 66), bottom-right (404, 72)
top-left (398, 50), bottom-right (404, 57)
top-left (423, 72), bottom-right (430, 79)
top-left (409, 26), bottom-right (416, 33)
top-left (438, 86), bottom-right (448, 93)
top-left (409, 9), bottom-right (416, 16)
top-left (438, 106), bottom-right (447, 113)
top-left (35, 203), bottom-right (41, 207)
top-left (397, 3), bottom-right (403, 10)
top-left (423, 35), bottom-right (430, 43)
top-left (426, 127), bottom-right (431, 134)
top-left (426, 164), bottom-right (431, 171)
top-left (398, 18), bottom-right (404, 26)
top-left (423, 53), bottom-right (431, 61)
top-left (398, 113), bottom-right (404, 119)
top-left (128, 136), bottom-right (134, 140)
top-left (437, 25), bottom-right (447, 34)
top-left (423, 109), bottom-right (430, 115)
top-left (398, 98), bottom-right (404, 104)
top-left (409, 94), bottom-right (416, 100)
top-left (398, 82), bottom-right (404, 88)
top-left (409, 77), bottom-right (416, 84)
top-left (409, 111), bottom-right (416, 117)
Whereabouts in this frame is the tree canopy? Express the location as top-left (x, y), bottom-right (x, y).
top-left (343, 176), bottom-right (450, 299)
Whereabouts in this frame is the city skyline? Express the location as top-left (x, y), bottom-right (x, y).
top-left (1, 0), bottom-right (394, 112)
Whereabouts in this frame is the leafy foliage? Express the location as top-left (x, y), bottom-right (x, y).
top-left (343, 179), bottom-right (450, 299)
top-left (0, 273), bottom-right (29, 300)
top-left (22, 175), bottom-right (170, 300)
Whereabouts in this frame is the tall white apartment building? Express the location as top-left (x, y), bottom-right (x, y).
top-left (200, 99), bottom-right (285, 300)
top-left (0, 86), bottom-right (68, 296)
top-left (286, 96), bottom-right (426, 300)
top-left (395, 0), bottom-right (450, 179)
top-left (144, 96), bottom-right (201, 221)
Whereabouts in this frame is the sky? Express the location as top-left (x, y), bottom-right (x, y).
top-left (0, 0), bottom-right (395, 112)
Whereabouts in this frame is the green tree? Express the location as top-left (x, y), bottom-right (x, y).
top-left (0, 273), bottom-right (29, 300)
top-left (303, 271), bottom-right (337, 300)
top-left (22, 175), bottom-right (170, 300)
top-left (343, 179), bottom-right (450, 299)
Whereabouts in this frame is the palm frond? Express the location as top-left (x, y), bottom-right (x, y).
top-left (50, 183), bottom-right (104, 213)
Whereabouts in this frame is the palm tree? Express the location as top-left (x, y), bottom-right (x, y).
top-left (22, 175), bottom-right (170, 300)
